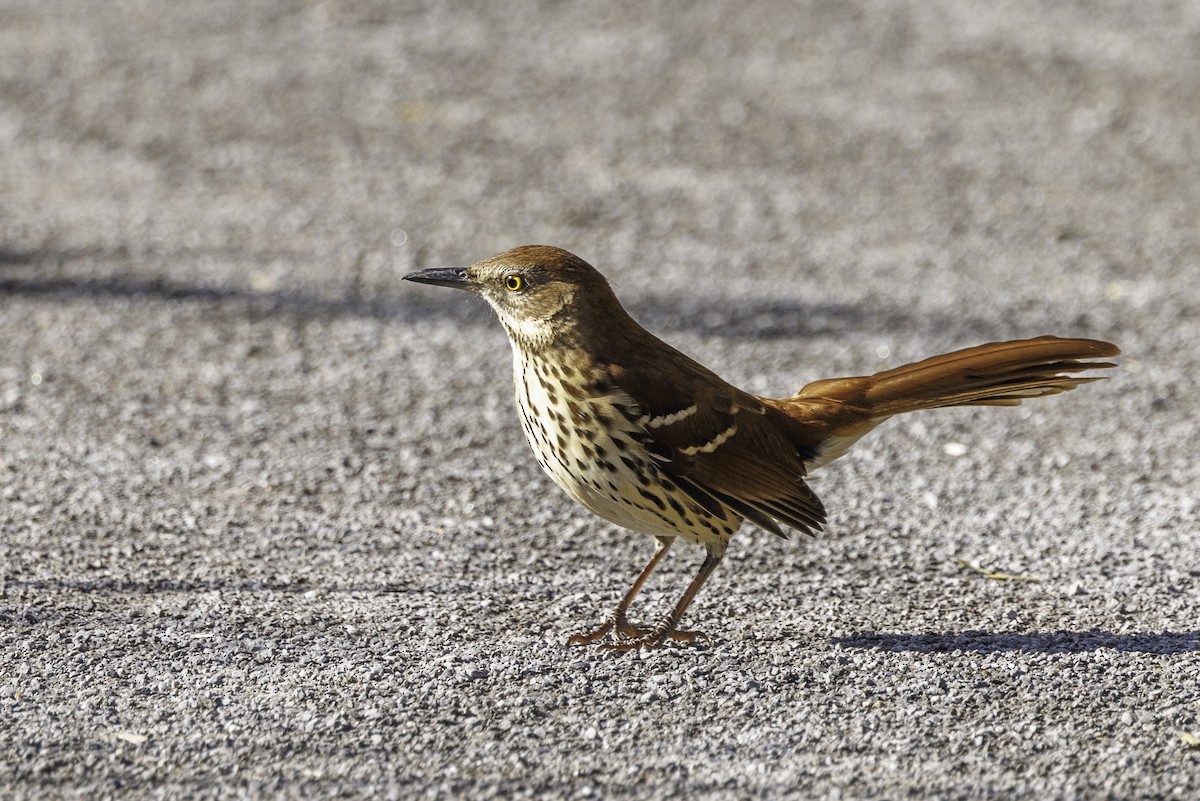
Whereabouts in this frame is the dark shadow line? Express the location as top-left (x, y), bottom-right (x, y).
top-left (0, 271), bottom-right (883, 337)
top-left (1, 246), bottom-right (1113, 341)
top-left (835, 629), bottom-right (1200, 655)
top-left (0, 274), bottom-right (492, 325)
top-left (1, 273), bottom-right (1094, 343)
top-left (2, 577), bottom-right (414, 595)
top-left (0, 248), bottom-right (35, 266)
top-left (628, 297), bottom-right (986, 341)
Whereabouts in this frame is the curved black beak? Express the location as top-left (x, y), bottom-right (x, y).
top-left (402, 267), bottom-right (472, 290)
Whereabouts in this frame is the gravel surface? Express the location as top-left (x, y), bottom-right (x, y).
top-left (2, 2), bottom-right (1198, 799)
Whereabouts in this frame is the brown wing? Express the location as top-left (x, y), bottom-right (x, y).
top-left (609, 359), bottom-right (827, 538)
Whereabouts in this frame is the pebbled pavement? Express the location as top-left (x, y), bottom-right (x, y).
top-left (1, 2), bottom-right (1198, 799)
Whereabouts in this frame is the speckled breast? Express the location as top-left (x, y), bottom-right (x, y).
top-left (510, 349), bottom-right (739, 545)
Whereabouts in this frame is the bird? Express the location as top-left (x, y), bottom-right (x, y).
top-left (403, 245), bottom-right (1119, 650)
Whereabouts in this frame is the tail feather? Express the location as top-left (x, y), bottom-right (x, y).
top-left (860, 336), bottom-right (1118, 415)
top-left (797, 336), bottom-right (1119, 416)
top-left (771, 336), bottom-right (1119, 470)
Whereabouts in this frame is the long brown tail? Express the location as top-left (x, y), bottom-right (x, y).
top-left (768, 336), bottom-right (1120, 469)
top-left (818, 335), bottom-right (1119, 415)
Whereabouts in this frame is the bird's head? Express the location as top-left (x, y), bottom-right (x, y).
top-left (404, 245), bottom-right (618, 347)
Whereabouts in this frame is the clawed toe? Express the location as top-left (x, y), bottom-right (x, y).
top-left (566, 617), bottom-right (617, 646)
top-left (566, 615), bottom-right (642, 646)
top-left (568, 616), bottom-right (712, 650)
top-left (596, 626), bottom-right (712, 651)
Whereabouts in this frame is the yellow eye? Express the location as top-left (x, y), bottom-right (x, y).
top-left (504, 274), bottom-right (525, 291)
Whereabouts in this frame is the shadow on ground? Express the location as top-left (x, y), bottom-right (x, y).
top-left (1, 577), bottom-right (418, 597)
top-left (0, 249), bottom-right (1105, 342)
top-left (836, 630), bottom-right (1200, 655)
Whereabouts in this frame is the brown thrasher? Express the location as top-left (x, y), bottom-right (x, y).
top-left (404, 245), bottom-right (1119, 650)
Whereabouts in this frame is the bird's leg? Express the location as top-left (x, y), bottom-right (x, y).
top-left (567, 537), bottom-right (674, 645)
top-left (600, 549), bottom-right (724, 651)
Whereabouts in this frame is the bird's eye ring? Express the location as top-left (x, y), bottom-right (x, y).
top-left (504, 275), bottom-right (525, 292)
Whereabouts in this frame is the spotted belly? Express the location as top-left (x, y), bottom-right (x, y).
top-left (511, 354), bottom-right (739, 545)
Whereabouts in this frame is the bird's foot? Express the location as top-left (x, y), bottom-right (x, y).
top-left (566, 614), bottom-right (640, 646)
top-left (567, 615), bottom-right (711, 650)
top-left (597, 623), bottom-right (712, 651)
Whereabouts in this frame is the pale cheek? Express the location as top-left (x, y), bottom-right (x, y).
top-left (495, 306), bottom-right (554, 343)
top-left (487, 289), bottom-right (570, 345)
